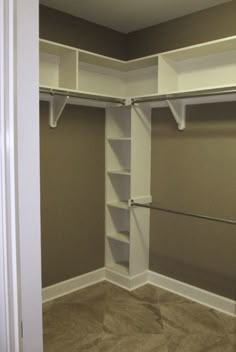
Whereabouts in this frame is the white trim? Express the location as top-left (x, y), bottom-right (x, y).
top-left (42, 268), bottom-right (236, 317)
top-left (105, 269), bottom-right (148, 291)
top-left (40, 35), bottom-right (236, 64)
top-left (16, 1), bottom-right (43, 351)
top-left (148, 271), bottom-right (236, 317)
top-left (0, 0), bottom-right (23, 350)
top-left (42, 268), bottom-right (106, 303)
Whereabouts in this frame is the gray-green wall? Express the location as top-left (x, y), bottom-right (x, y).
top-left (40, 3), bottom-right (236, 298)
top-left (40, 5), bottom-right (127, 60)
top-left (151, 104), bottom-right (236, 299)
top-left (127, 1), bottom-right (236, 58)
top-left (40, 103), bottom-right (105, 287)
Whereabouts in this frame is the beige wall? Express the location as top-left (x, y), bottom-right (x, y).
top-left (127, 1), bottom-right (236, 59)
top-left (151, 105), bottom-right (236, 299)
top-left (40, 5), bottom-right (127, 60)
top-left (40, 103), bottom-right (105, 287)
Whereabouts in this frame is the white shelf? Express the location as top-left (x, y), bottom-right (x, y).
top-left (107, 169), bottom-right (131, 176)
top-left (107, 231), bottom-right (130, 244)
top-left (107, 201), bottom-right (129, 210)
top-left (106, 261), bottom-right (129, 275)
top-left (40, 40), bottom-right (78, 91)
top-left (40, 36), bottom-right (236, 102)
top-left (158, 36), bottom-right (236, 95)
top-left (107, 137), bottom-right (131, 141)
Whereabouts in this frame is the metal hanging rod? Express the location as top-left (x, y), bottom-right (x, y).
top-left (40, 87), bottom-right (126, 105)
top-left (131, 202), bottom-right (236, 225)
top-left (132, 86), bottom-right (236, 104)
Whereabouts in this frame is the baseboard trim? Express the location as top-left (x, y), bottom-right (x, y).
top-left (42, 268), bottom-right (105, 303)
top-left (42, 268), bottom-right (236, 317)
top-left (148, 270), bottom-right (236, 317)
top-left (105, 269), bottom-right (148, 291)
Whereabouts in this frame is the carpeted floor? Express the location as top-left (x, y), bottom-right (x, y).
top-left (43, 282), bottom-right (236, 351)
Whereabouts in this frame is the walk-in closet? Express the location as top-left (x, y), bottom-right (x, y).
top-left (15, 0), bottom-right (236, 351)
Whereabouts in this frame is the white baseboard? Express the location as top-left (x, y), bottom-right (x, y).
top-left (42, 268), bottom-right (105, 303)
top-left (148, 270), bottom-right (236, 317)
top-left (105, 268), bottom-right (148, 291)
top-left (42, 267), bottom-right (236, 317)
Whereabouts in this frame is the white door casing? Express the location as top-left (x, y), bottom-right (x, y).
top-left (0, 0), bottom-right (43, 351)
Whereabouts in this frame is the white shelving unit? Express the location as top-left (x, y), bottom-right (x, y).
top-left (105, 106), bottom-right (131, 275)
top-left (105, 105), bottom-right (151, 278)
top-left (40, 35), bottom-right (236, 283)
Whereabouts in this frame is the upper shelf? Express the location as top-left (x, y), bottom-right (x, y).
top-left (40, 35), bottom-right (236, 96)
top-left (40, 36), bottom-right (236, 129)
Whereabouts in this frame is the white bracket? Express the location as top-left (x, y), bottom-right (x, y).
top-left (166, 99), bottom-right (186, 130)
top-left (49, 95), bottom-right (69, 128)
top-left (128, 195), bottom-right (152, 207)
top-left (125, 97), bottom-right (132, 106)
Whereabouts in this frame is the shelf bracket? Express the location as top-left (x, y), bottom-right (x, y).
top-left (166, 99), bottom-right (186, 130)
top-left (128, 196), bottom-right (152, 207)
top-left (49, 95), bottom-right (69, 128)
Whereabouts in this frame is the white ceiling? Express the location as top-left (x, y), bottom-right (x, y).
top-left (40, 0), bottom-right (232, 33)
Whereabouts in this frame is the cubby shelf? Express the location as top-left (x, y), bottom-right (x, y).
top-left (107, 170), bottom-right (131, 176)
top-left (106, 261), bottom-right (129, 275)
top-left (107, 138), bottom-right (131, 141)
top-left (107, 231), bottom-right (130, 244)
top-left (107, 201), bottom-right (129, 210)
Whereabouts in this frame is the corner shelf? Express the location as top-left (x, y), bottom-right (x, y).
top-left (40, 36), bottom-right (236, 129)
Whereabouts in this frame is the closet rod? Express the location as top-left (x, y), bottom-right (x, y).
top-left (132, 86), bottom-right (236, 104)
top-left (40, 88), bottom-right (126, 105)
top-left (131, 202), bottom-right (236, 225)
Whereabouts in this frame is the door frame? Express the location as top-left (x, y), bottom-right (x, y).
top-left (0, 0), bottom-right (43, 351)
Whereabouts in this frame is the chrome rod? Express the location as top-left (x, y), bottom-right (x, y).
top-left (131, 202), bottom-right (236, 225)
top-left (132, 86), bottom-right (236, 104)
top-left (40, 87), bottom-right (126, 105)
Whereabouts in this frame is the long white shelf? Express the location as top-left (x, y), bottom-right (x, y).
top-left (40, 36), bottom-right (236, 129)
top-left (132, 86), bottom-right (236, 104)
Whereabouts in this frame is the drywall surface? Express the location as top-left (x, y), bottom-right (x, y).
top-left (150, 104), bottom-right (236, 299)
top-left (40, 103), bottom-right (105, 287)
top-left (40, 5), bottom-right (127, 60)
top-left (127, 1), bottom-right (236, 59)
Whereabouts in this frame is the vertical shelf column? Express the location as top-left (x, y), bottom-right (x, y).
top-left (105, 106), bottom-right (131, 275)
top-left (105, 103), bottom-right (151, 279)
top-left (130, 104), bottom-right (152, 276)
